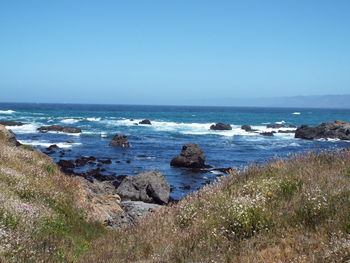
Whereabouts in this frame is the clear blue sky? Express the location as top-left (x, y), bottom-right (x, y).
top-left (0, 0), bottom-right (349, 105)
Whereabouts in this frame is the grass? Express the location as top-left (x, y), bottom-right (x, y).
top-left (81, 150), bottom-right (350, 263)
top-left (1, 132), bottom-right (350, 262)
top-left (0, 140), bottom-right (106, 263)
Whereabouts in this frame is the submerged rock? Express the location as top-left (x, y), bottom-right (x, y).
top-left (210, 123), bottom-right (232, 130)
top-left (170, 143), bottom-right (206, 168)
top-left (266, 124), bottom-right (285, 129)
top-left (116, 170), bottom-right (170, 205)
top-left (0, 121), bottom-right (24, 126)
top-left (38, 125), bottom-right (82, 133)
top-left (139, 119), bottom-right (152, 125)
top-left (295, 121), bottom-right (350, 140)
top-left (260, 132), bottom-right (274, 136)
top-left (109, 134), bottom-right (130, 147)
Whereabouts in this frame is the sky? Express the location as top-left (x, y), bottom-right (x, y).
top-left (0, 0), bottom-right (349, 105)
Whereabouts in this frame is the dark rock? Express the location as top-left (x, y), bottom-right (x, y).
top-left (210, 123), bottom-right (232, 130)
top-left (241, 125), bottom-right (257, 132)
top-left (57, 159), bottom-right (75, 173)
top-left (278, 130), bottom-right (296, 133)
top-left (180, 185), bottom-right (191, 190)
top-left (98, 159), bottom-right (112, 164)
top-left (295, 121), bottom-right (350, 140)
top-left (38, 125), bottom-right (82, 133)
top-left (116, 170), bottom-right (170, 205)
top-left (47, 144), bottom-right (59, 150)
top-left (130, 119), bottom-right (134, 121)
top-left (109, 134), bottom-right (130, 147)
top-left (66, 140), bottom-right (74, 143)
top-left (170, 143), bottom-right (206, 168)
top-left (0, 121), bottom-right (24, 126)
top-left (139, 119), bottom-right (152, 125)
top-left (126, 160), bottom-right (131, 164)
top-left (260, 132), bottom-right (274, 136)
top-left (266, 124), bottom-right (285, 129)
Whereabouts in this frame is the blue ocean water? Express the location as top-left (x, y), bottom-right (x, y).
top-left (1, 103), bottom-right (350, 199)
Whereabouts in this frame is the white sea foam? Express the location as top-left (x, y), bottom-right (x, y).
top-left (100, 118), bottom-right (297, 138)
top-left (0, 110), bottom-right (15, 114)
top-left (87, 117), bottom-right (101, 122)
top-left (60, 118), bottom-right (80, 124)
top-left (275, 120), bottom-right (286, 124)
top-left (292, 112), bottom-right (301, 115)
top-left (18, 140), bottom-right (82, 148)
top-left (6, 124), bottom-right (39, 134)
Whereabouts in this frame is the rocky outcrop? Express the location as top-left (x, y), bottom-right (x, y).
top-left (75, 177), bottom-right (129, 228)
top-left (210, 123), bottom-right (232, 130)
top-left (139, 119), bottom-right (152, 125)
top-left (295, 120), bottom-right (350, 140)
top-left (260, 132), bottom-right (274, 136)
top-left (121, 201), bottom-right (162, 224)
top-left (38, 125), bottom-right (82, 133)
top-left (0, 121), bottom-right (24, 126)
top-left (266, 124), bottom-right (284, 129)
top-left (241, 125), bottom-right (258, 132)
top-left (109, 134), bottom-right (130, 147)
top-left (170, 143), bottom-right (206, 168)
top-left (0, 125), bottom-right (20, 146)
top-left (116, 170), bottom-right (170, 205)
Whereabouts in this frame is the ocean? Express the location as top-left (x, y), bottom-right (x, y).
top-left (1, 102), bottom-right (350, 199)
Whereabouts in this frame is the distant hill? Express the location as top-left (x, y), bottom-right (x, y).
top-left (189, 95), bottom-right (350, 108)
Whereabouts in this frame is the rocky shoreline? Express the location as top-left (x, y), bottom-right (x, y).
top-left (2, 119), bottom-right (350, 229)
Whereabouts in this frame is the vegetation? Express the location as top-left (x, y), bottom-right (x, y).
top-left (82, 150), bottom-right (350, 263)
top-left (0, 133), bottom-right (349, 262)
top-left (0, 141), bottom-right (106, 262)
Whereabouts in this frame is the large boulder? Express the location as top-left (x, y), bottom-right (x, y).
top-left (295, 121), bottom-right (350, 140)
top-left (121, 201), bottom-right (162, 224)
top-left (210, 123), bottom-right (232, 130)
top-left (116, 170), bottom-right (170, 205)
top-left (75, 177), bottom-right (129, 228)
top-left (38, 125), bottom-right (82, 133)
top-left (0, 125), bottom-right (20, 146)
top-left (170, 143), bottom-right (206, 168)
top-left (139, 119), bottom-right (152, 125)
top-left (0, 121), bottom-right (24, 126)
top-left (109, 134), bottom-right (130, 147)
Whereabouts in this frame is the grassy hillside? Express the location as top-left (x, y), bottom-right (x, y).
top-left (82, 150), bottom-right (350, 263)
top-left (1, 125), bottom-right (349, 262)
top-left (0, 138), bottom-right (106, 262)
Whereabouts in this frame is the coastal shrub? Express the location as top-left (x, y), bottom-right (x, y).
top-left (82, 149), bottom-right (350, 263)
top-left (0, 141), bottom-right (106, 262)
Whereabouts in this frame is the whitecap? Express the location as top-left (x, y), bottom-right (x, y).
top-left (60, 118), bottom-right (80, 124)
top-left (292, 112), bottom-right (301, 115)
top-left (86, 117), bottom-right (101, 122)
top-left (275, 120), bottom-right (286, 124)
top-left (0, 110), bottom-right (15, 114)
top-left (7, 123), bottom-right (39, 134)
top-left (18, 140), bottom-right (82, 148)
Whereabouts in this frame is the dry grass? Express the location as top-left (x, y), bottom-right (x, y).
top-left (0, 142), bottom-right (105, 263)
top-left (81, 150), bottom-right (350, 263)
